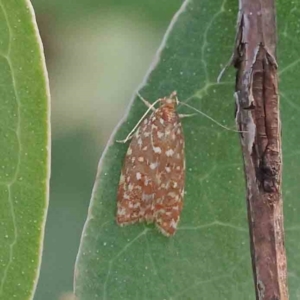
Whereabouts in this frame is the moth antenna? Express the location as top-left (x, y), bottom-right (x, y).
top-left (117, 97), bottom-right (161, 143)
top-left (180, 101), bottom-right (247, 133)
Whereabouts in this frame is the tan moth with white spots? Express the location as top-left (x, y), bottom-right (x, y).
top-left (116, 91), bottom-right (185, 236)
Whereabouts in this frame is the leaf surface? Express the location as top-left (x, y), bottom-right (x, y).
top-left (0, 1), bottom-right (50, 299)
top-left (75, 0), bottom-right (300, 299)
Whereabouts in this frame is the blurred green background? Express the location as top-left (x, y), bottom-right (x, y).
top-left (31, 1), bottom-right (183, 299)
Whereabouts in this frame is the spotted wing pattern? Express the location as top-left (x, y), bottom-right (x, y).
top-left (116, 92), bottom-right (185, 236)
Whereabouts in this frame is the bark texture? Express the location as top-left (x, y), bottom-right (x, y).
top-left (232, 0), bottom-right (288, 299)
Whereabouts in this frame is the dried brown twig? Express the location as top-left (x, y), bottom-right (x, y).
top-left (224, 0), bottom-right (288, 299)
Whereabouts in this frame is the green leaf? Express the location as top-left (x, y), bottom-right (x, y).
top-left (75, 0), bottom-right (300, 299)
top-left (0, 1), bottom-right (50, 300)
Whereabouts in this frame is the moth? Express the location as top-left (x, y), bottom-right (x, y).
top-left (116, 91), bottom-right (185, 236)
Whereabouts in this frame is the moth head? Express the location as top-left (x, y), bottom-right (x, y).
top-left (160, 91), bottom-right (179, 108)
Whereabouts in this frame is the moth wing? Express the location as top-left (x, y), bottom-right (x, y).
top-left (116, 113), bottom-right (159, 225)
top-left (152, 114), bottom-right (185, 236)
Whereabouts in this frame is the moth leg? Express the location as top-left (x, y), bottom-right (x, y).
top-left (116, 134), bottom-right (133, 143)
top-left (179, 113), bottom-right (196, 119)
top-left (117, 97), bottom-right (162, 143)
top-left (137, 92), bottom-right (156, 111)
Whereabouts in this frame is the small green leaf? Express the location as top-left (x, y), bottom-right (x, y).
top-left (75, 0), bottom-right (300, 299)
top-left (0, 1), bottom-right (50, 300)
